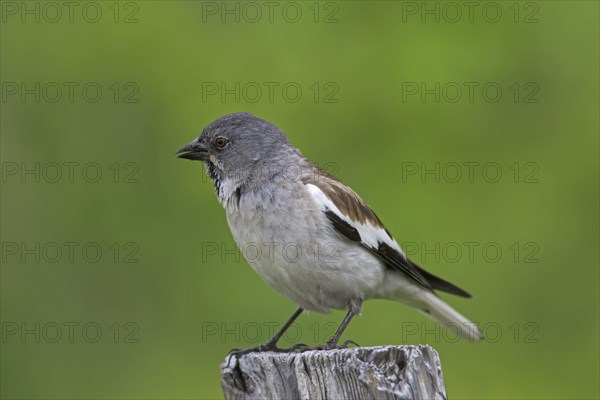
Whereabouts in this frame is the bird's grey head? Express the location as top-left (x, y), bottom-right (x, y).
top-left (177, 112), bottom-right (301, 191)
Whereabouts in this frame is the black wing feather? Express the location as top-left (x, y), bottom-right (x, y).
top-left (370, 241), bottom-right (433, 290)
top-left (324, 209), bottom-right (472, 298)
top-left (325, 209), bottom-right (431, 290)
top-left (409, 259), bottom-right (472, 298)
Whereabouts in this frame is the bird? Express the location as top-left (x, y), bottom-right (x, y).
top-left (176, 112), bottom-right (483, 353)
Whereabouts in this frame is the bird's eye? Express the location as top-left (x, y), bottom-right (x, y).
top-left (214, 137), bottom-right (229, 149)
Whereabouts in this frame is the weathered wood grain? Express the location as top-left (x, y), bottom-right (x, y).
top-left (221, 345), bottom-right (447, 400)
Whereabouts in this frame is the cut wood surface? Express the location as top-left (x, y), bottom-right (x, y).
top-left (221, 345), bottom-right (447, 400)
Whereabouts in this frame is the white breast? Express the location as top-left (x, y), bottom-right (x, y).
top-left (223, 181), bottom-right (386, 312)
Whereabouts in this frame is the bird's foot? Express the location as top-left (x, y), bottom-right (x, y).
top-left (317, 338), bottom-right (361, 350)
top-left (226, 341), bottom-right (296, 367)
top-left (228, 342), bottom-right (284, 357)
top-left (339, 339), bottom-right (361, 348)
top-left (287, 343), bottom-right (311, 352)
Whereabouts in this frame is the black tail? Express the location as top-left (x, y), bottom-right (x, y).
top-left (408, 258), bottom-right (472, 298)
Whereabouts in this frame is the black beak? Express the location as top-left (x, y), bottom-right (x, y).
top-left (176, 141), bottom-right (210, 161)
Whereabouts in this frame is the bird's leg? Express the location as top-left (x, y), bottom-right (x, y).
top-left (261, 307), bottom-right (304, 350)
top-left (322, 298), bottom-right (362, 349)
top-left (292, 300), bottom-right (362, 352)
top-left (228, 307), bottom-right (303, 357)
top-left (320, 308), bottom-right (357, 350)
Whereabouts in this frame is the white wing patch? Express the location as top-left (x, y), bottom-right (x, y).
top-left (306, 183), bottom-right (405, 257)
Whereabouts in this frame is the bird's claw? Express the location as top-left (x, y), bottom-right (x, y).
top-left (288, 343), bottom-right (311, 352)
top-left (226, 341), bottom-right (296, 367)
top-left (339, 339), bottom-right (360, 348)
top-left (302, 338), bottom-right (361, 352)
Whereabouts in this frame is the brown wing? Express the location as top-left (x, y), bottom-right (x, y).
top-left (303, 165), bottom-right (471, 298)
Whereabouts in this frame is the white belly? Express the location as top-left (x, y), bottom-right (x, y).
top-left (225, 190), bottom-right (385, 312)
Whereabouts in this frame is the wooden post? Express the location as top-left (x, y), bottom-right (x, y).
top-left (221, 345), bottom-right (447, 400)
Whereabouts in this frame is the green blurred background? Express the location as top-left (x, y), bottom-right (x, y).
top-left (1, 1), bottom-right (598, 399)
